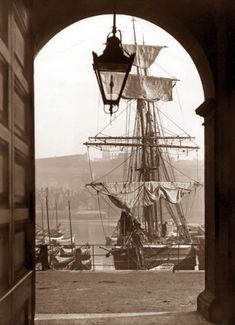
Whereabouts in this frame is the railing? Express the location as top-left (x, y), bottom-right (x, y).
top-left (35, 243), bottom-right (115, 271)
top-left (35, 241), bottom-right (205, 271)
top-left (82, 244), bottom-right (115, 270)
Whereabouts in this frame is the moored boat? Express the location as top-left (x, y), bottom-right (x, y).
top-left (84, 17), bottom-right (202, 270)
top-left (111, 243), bottom-right (195, 270)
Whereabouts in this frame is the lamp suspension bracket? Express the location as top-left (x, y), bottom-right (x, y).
top-left (92, 14), bottom-right (135, 116)
top-left (112, 13), bottom-right (117, 35)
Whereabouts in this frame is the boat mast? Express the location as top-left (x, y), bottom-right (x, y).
top-left (84, 19), bottom-right (199, 242)
top-left (131, 19), bottom-right (147, 181)
top-left (146, 106), bottom-right (160, 236)
top-left (132, 18), bottom-right (158, 237)
top-left (45, 188), bottom-right (52, 263)
top-left (131, 18), bottom-right (149, 234)
top-left (68, 200), bottom-right (74, 250)
top-left (40, 199), bottom-right (45, 243)
top-left (55, 198), bottom-right (58, 229)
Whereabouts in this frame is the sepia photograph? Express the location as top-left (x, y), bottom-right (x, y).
top-left (0, 1), bottom-right (234, 324)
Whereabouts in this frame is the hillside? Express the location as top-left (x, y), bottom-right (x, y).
top-left (36, 154), bottom-right (204, 189)
top-left (35, 154), bottom-right (204, 223)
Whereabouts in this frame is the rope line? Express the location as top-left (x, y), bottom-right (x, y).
top-left (93, 147), bottom-right (139, 183)
top-left (97, 192), bottom-right (106, 237)
top-left (87, 147), bottom-right (94, 182)
top-left (95, 100), bottom-right (135, 138)
top-left (153, 61), bottom-right (177, 80)
top-left (161, 156), bottom-right (201, 184)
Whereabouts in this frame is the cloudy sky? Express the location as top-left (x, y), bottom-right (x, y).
top-left (34, 15), bottom-right (204, 160)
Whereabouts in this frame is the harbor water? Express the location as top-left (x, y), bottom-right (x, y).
top-left (36, 209), bottom-right (118, 270)
top-left (36, 206), bottom-right (204, 271)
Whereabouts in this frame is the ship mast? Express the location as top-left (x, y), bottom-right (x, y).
top-left (130, 18), bottom-right (155, 236)
top-left (131, 18), bottom-right (147, 181)
top-left (84, 19), bottom-right (200, 242)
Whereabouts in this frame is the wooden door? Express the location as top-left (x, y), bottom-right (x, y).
top-left (0, 0), bottom-right (35, 324)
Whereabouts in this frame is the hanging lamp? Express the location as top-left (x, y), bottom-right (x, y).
top-left (92, 14), bottom-right (135, 116)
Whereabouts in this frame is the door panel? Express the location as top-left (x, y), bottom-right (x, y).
top-left (0, 224), bottom-right (10, 296)
top-left (0, 1), bottom-right (34, 324)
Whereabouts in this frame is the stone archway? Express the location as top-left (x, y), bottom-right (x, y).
top-left (34, 0), bottom-right (221, 320)
top-left (33, 2), bottom-right (215, 100)
top-left (33, 0), bottom-right (235, 325)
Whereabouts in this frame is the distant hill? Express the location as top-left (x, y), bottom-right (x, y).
top-left (36, 154), bottom-right (89, 189)
top-left (36, 154), bottom-right (204, 223)
top-left (36, 154), bottom-right (204, 188)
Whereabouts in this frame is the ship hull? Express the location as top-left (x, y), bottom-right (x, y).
top-left (111, 244), bottom-right (196, 270)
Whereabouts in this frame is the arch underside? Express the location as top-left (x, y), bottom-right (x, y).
top-left (33, 0), bottom-right (215, 100)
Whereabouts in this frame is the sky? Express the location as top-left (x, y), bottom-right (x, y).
top-left (34, 15), bottom-right (204, 160)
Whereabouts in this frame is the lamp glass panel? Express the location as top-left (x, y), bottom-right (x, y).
top-left (100, 71), bottom-right (126, 101)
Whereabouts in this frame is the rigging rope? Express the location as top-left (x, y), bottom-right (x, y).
top-left (101, 195), bottom-right (118, 213)
top-left (87, 147), bottom-right (94, 183)
top-left (156, 102), bottom-right (175, 181)
top-left (153, 61), bottom-right (177, 80)
top-left (96, 90), bottom-right (102, 134)
top-left (93, 147), bottom-right (139, 183)
top-left (95, 100), bottom-right (135, 138)
top-left (158, 108), bottom-right (190, 137)
top-left (186, 188), bottom-right (197, 220)
top-left (196, 149), bottom-right (199, 182)
top-left (97, 192), bottom-right (106, 237)
top-left (175, 84), bottom-right (183, 113)
top-left (161, 155), bottom-right (201, 184)
top-left (123, 101), bottom-right (132, 182)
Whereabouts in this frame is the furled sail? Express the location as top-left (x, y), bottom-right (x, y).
top-left (87, 181), bottom-right (200, 210)
top-left (123, 74), bottom-right (174, 101)
top-left (123, 44), bottom-right (164, 69)
top-left (101, 72), bottom-right (174, 102)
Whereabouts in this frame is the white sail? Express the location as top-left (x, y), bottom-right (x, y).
top-left (123, 74), bottom-right (174, 101)
top-left (88, 181), bottom-right (200, 209)
top-left (123, 44), bottom-right (164, 69)
top-left (101, 72), bottom-right (174, 101)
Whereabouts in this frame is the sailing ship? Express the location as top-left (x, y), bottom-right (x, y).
top-left (84, 21), bottom-right (201, 270)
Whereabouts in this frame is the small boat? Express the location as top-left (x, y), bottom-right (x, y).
top-left (53, 234), bottom-right (76, 246)
top-left (69, 258), bottom-right (92, 270)
top-left (150, 263), bottom-right (175, 272)
top-left (51, 255), bottom-right (75, 269)
top-left (110, 243), bottom-right (196, 270)
top-left (59, 244), bottom-right (91, 260)
top-left (59, 247), bottom-right (74, 257)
